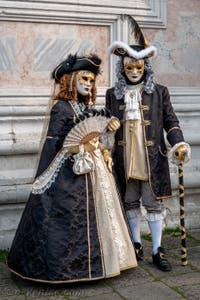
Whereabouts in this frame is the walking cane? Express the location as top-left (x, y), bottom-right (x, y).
top-left (178, 162), bottom-right (187, 266)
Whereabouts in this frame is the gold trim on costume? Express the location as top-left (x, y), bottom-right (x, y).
top-left (142, 120), bottom-right (151, 126)
top-left (8, 264), bottom-right (136, 284)
top-left (141, 105), bottom-right (150, 111)
top-left (54, 63), bottom-right (63, 81)
top-left (119, 105), bottom-right (125, 110)
top-left (145, 140), bottom-right (154, 147)
top-left (167, 126), bottom-right (181, 135)
top-left (129, 120), bottom-right (135, 178)
top-left (156, 194), bottom-right (172, 200)
top-left (77, 57), bottom-right (101, 67)
top-left (89, 172), bottom-right (105, 276)
top-left (139, 99), bottom-right (156, 196)
top-left (8, 267), bottom-right (104, 284)
top-left (158, 146), bottom-right (168, 157)
top-left (118, 140), bottom-right (126, 146)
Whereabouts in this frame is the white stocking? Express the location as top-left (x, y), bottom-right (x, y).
top-left (148, 219), bottom-right (163, 255)
top-left (127, 209), bottom-right (141, 244)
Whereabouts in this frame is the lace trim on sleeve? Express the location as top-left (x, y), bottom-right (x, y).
top-left (32, 149), bottom-right (70, 194)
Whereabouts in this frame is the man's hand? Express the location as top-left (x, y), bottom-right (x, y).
top-left (107, 117), bottom-right (120, 132)
top-left (174, 144), bottom-right (188, 162)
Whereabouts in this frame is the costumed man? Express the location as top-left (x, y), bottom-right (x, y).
top-left (7, 53), bottom-right (137, 283)
top-left (106, 16), bottom-right (191, 272)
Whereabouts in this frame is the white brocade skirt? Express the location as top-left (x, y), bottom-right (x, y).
top-left (90, 149), bottom-right (137, 277)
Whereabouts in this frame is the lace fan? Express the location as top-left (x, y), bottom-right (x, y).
top-left (63, 115), bottom-right (111, 148)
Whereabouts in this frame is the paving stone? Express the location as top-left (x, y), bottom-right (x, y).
top-left (140, 255), bottom-right (195, 278)
top-left (105, 266), bottom-right (153, 288)
top-left (71, 293), bottom-right (123, 300)
top-left (117, 281), bottom-right (182, 300)
top-left (60, 280), bottom-right (112, 298)
top-left (186, 246), bottom-right (200, 269)
top-left (9, 278), bottom-right (60, 299)
top-left (20, 286), bottom-right (60, 299)
top-left (162, 234), bottom-right (198, 251)
top-left (188, 229), bottom-right (200, 241)
top-left (0, 232), bottom-right (199, 300)
top-left (179, 284), bottom-right (200, 300)
top-left (0, 279), bottom-right (20, 297)
top-left (25, 297), bottom-right (67, 300)
top-left (160, 272), bottom-right (200, 287)
top-left (0, 263), bottom-right (11, 279)
top-left (171, 246), bottom-right (200, 270)
top-left (0, 296), bottom-right (26, 300)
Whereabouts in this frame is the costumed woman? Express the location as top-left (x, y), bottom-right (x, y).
top-left (106, 16), bottom-right (191, 271)
top-left (7, 53), bottom-right (137, 283)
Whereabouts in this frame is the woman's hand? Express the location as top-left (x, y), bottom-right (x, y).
top-left (102, 148), bottom-right (113, 172)
top-left (106, 157), bottom-right (113, 173)
top-left (84, 137), bottom-right (99, 152)
top-left (68, 145), bottom-right (79, 153)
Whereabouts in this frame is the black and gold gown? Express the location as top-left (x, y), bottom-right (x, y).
top-left (7, 99), bottom-right (137, 283)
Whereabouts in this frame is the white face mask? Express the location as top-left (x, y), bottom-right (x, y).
top-left (76, 70), bottom-right (95, 96)
top-left (123, 57), bottom-right (145, 83)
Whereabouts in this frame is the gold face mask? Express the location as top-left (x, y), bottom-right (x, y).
top-left (123, 57), bottom-right (145, 83)
top-left (76, 71), bottom-right (95, 96)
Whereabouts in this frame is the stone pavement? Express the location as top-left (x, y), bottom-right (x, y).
top-left (0, 229), bottom-right (200, 300)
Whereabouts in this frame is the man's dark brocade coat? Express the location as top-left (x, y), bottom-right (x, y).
top-left (106, 84), bottom-right (185, 204)
top-left (8, 100), bottom-right (104, 283)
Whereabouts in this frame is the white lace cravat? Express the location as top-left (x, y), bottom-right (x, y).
top-left (124, 84), bottom-right (143, 121)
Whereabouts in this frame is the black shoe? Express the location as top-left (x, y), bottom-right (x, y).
top-left (152, 247), bottom-right (172, 272)
top-left (134, 242), bottom-right (144, 261)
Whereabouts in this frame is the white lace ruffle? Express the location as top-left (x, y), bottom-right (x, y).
top-left (126, 208), bottom-right (142, 220)
top-left (99, 130), bottom-right (115, 150)
top-left (124, 86), bottom-right (142, 121)
top-left (145, 207), bottom-right (168, 222)
top-left (32, 149), bottom-right (70, 194)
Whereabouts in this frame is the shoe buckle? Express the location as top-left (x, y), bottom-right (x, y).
top-left (160, 252), bottom-right (165, 259)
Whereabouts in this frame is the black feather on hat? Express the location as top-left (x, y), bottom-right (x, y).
top-left (109, 15), bottom-right (157, 59)
top-left (52, 54), bottom-right (101, 83)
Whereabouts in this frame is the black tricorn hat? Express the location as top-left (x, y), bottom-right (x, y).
top-left (52, 54), bottom-right (102, 83)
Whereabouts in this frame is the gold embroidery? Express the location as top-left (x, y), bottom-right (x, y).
top-left (145, 140), bottom-right (154, 147)
top-left (118, 140), bottom-right (126, 146)
top-left (142, 120), bottom-right (151, 126)
top-left (141, 105), bottom-right (150, 111)
top-left (119, 105), bottom-right (125, 110)
top-left (77, 57), bottom-right (101, 67)
top-left (167, 126), bottom-right (181, 135)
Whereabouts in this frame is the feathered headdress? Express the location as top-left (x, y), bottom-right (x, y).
top-left (109, 15), bottom-right (157, 59)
